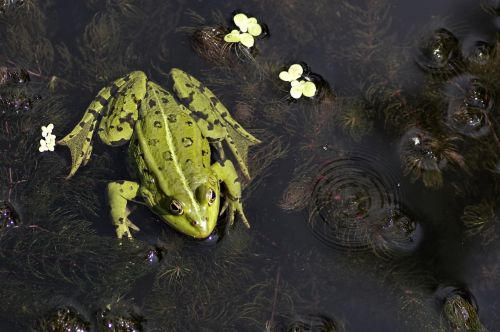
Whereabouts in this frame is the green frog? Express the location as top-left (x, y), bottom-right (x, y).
top-left (58, 68), bottom-right (260, 239)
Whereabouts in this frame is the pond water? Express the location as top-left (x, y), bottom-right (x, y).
top-left (1, 0), bottom-right (499, 331)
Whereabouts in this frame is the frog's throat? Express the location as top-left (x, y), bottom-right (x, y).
top-left (136, 87), bottom-right (202, 219)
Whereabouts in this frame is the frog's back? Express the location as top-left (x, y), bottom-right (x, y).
top-left (129, 82), bottom-right (211, 195)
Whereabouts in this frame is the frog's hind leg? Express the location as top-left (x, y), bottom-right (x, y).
top-left (97, 73), bottom-right (147, 146)
top-left (171, 68), bottom-right (261, 179)
top-left (58, 71), bottom-right (147, 178)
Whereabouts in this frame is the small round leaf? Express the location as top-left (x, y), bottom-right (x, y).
top-left (248, 23), bottom-right (262, 37)
top-left (234, 13), bottom-right (249, 32)
top-left (290, 85), bottom-right (304, 99)
top-left (240, 33), bottom-right (255, 48)
top-left (302, 81), bottom-right (317, 97)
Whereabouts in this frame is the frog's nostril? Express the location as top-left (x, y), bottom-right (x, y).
top-left (192, 219), bottom-right (208, 232)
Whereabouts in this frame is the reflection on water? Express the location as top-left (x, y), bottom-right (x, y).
top-left (0, 0), bottom-right (499, 331)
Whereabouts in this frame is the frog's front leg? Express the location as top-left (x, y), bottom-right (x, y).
top-left (108, 181), bottom-right (141, 239)
top-left (211, 160), bottom-right (250, 228)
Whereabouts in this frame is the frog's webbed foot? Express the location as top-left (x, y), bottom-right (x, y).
top-left (108, 180), bottom-right (141, 239)
top-left (220, 196), bottom-right (250, 228)
top-left (115, 211), bottom-right (141, 239)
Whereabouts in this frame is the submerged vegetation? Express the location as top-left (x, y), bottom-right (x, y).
top-left (0, 0), bottom-right (499, 330)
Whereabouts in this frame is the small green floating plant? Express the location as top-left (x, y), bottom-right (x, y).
top-left (279, 63), bottom-right (317, 99)
top-left (224, 13), bottom-right (263, 48)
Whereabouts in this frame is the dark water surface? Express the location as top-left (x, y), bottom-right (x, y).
top-left (1, 0), bottom-right (499, 331)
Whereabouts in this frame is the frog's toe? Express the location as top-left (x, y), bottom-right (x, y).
top-left (127, 220), bottom-right (140, 231)
top-left (222, 198), bottom-right (251, 228)
top-left (238, 209), bottom-right (251, 228)
top-left (115, 218), bottom-right (140, 239)
top-left (116, 224), bottom-right (132, 239)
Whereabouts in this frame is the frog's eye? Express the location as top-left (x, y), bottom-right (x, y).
top-left (207, 188), bottom-right (216, 206)
top-left (170, 200), bottom-right (184, 215)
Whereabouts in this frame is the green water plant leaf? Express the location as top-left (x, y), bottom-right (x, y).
top-left (290, 79), bottom-right (317, 99)
top-left (279, 64), bottom-right (304, 82)
top-left (224, 30), bottom-right (255, 48)
top-left (233, 13), bottom-right (262, 36)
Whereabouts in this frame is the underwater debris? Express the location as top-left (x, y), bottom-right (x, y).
top-left (0, 0), bottom-right (24, 14)
top-left (97, 303), bottom-right (145, 332)
top-left (445, 75), bottom-right (493, 138)
top-left (145, 247), bottom-right (162, 265)
top-left (191, 25), bottom-right (236, 66)
top-left (436, 286), bottom-right (486, 332)
top-left (281, 313), bottom-right (343, 332)
top-left (462, 39), bottom-right (496, 67)
top-left (415, 28), bottom-right (463, 75)
top-left (0, 200), bottom-right (19, 228)
top-left (0, 66), bottom-right (30, 86)
top-left (481, 0), bottom-right (500, 15)
top-left (369, 207), bottom-right (423, 258)
top-left (0, 93), bottom-right (39, 113)
top-left (36, 306), bottom-right (91, 332)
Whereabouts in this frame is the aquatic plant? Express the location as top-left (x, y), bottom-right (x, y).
top-left (182, 10), bottom-right (267, 68)
top-left (461, 200), bottom-right (498, 245)
top-left (399, 127), bottom-right (465, 188)
top-left (415, 28), bottom-right (463, 77)
top-left (0, 200), bottom-right (18, 228)
top-left (224, 13), bottom-right (264, 48)
top-left (96, 298), bottom-right (145, 332)
top-left (436, 286), bottom-right (486, 332)
top-left (35, 305), bottom-right (91, 332)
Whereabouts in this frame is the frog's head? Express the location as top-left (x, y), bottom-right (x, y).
top-left (155, 176), bottom-right (221, 239)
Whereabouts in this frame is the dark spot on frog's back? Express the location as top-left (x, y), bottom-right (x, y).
top-left (161, 97), bottom-right (169, 104)
top-left (154, 121), bottom-right (162, 128)
top-left (88, 109), bottom-right (99, 117)
top-left (182, 137), bottom-right (193, 147)
top-left (110, 83), bottom-right (120, 95)
top-left (148, 138), bottom-right (159, 146)
top-left (148, 99), bottom-right (157, 108)
top-left (96, 95), bottom-right (109, 107)
top-left (191, 110), bottom-right (209, 121)
top-left (209, 96), bottom-right (219, 106)
top-left (163, 151), bottom-right (173, 161)
top-left (186, 121), bottom-right (193, 126)
top-left (168, 114), bottom-right (176, 123)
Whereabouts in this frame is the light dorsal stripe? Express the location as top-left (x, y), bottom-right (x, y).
top-left (151, 87), bottom-right (201, 217)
